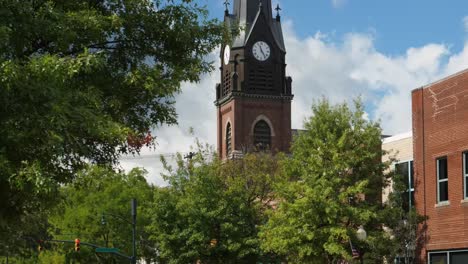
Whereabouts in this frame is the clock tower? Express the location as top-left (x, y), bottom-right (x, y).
top-left (215, 0), bottom-right (293, 159)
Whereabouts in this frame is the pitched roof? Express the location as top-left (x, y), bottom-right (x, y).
top-left (228, 0), bottom-right (285, 52)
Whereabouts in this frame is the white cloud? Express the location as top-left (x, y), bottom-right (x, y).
top-left (121, 20), bottom-right (468, 186)
top-left (445, 42), bottom-right (468, 74)
top-left (282, 20), bottom-right (457, 135)
top-left (331, 0), bottom-right (347, 8)
top-left (119, 51), bottom-right (220, 185)
top-left (463, 16), bottom-right (468, 32)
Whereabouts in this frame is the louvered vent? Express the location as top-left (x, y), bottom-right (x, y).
top-left (248, 66), bottom-right (274, 92)
top-left (222, 70), bottom-right (231, 97)
top-left (253, 120), bottom-right (271, 150)
top-left (226, 123), bottom-right (232, 156)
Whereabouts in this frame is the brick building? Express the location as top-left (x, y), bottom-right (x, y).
top-left (215, 0), bottom-right (293, 159)
top-left (215, 2), bottom-right (468, 263)
top-left (412, 69), bottom-right (468, 263)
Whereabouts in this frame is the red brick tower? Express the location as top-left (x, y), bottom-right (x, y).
top-left (215, 0), bottom-right (293, 159)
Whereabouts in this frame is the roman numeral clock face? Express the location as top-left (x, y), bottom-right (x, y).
top-left (252, 41), bottom-right (271, 61)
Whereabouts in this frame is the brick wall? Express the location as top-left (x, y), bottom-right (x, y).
top-left (412, 69), bottom-right (468, 263)
top-left (217, 100), bottom-right (235, 159)
top-left (217, 97), bottom-right (291, 159)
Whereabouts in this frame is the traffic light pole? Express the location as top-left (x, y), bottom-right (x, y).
top-left (48, 239), bottom-right (100, 249)
top-left (100, 198), bottom-right (137, 264)
top-left (30, 199), bottom-right (138, 263)
top-left (131, 198), bottom-right (137, 264)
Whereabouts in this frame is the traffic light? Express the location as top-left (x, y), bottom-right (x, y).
top-left (38, 240), bottom-right (44, 252)
top-left (209, 239), bottom-right (217, 247)
top-left (74, 238), bottom-right (80, 252)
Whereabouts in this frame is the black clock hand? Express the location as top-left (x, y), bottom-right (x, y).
top-left (259, 46), bottom-right (266, 57)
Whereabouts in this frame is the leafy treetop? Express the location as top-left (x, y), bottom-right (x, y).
top-left (260, 99), bottom-right (393, 263)
top-left (0, 0), bottom-right (224, 228)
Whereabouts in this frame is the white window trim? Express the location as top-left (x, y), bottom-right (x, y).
top-left (428, 251), bottom-right (449, 264)
top-left (428, 249), bottom-right (468, 264)
top-left (249, 115), bottom-right (275, 136)
top-left (464, 152), bottom-right (468, 200)
top-left (394, 160), bottom-right (414, 209)
top-left (409, 161), bottom-right (415, 208)
top-left (437, 157), bottom-right (449, 204)
top-left (226, 122), bottom-right (232, 157)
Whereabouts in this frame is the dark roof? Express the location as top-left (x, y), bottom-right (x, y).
top-left (228, 0), bottom-right (285, 52)
top-left (233, 0), bottom-right (272, 25)
top-left (291, 129), bottom-right (307, 138)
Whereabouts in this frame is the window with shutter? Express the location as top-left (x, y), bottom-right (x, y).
top-left (226, 123), bottom-right (232, 156)
top-left (253, 120), bottom-right (271, 151)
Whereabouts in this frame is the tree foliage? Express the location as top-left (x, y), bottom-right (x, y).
top-left (0, 208), bottom-right (51, 263)
top-left (0, 0), bottom-right (224, 237)
top-left (259, 99), bottom-right (394, 263)
top-left (383, 166), bottom-right (426, 263)
top-left (47, 166), bottom-right (154, 263)
top-left (147, 146), bottom-right (283, 263)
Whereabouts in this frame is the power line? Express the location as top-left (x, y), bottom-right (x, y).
top-left (120, 152), bottom-right (216, 161)
top-left (120, 153), bottom-right (179, 160)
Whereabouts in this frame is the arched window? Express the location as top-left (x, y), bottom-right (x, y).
top-left (226, 122), bottom-right (232, 156)
top-left (253, 120), bottom-right (271, 151)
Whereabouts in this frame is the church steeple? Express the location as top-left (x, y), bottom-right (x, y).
top-left (226, 0), bottom-right (285, 52)
top-left (233, 0), bottom-right (273, 26)
top-left (216, 0), bottom-right (293, 159)
top-left (275, 4), bottom-right (281, 22)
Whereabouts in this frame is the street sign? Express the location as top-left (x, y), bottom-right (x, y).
top-left (95, 247), bottom-right (119, 253)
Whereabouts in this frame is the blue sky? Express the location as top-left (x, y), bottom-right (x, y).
top-left (123, 0), bottom-right (468, 185)
top-left (201, 0), bottom-right (468, 55)
top-left (284, 0), bottom-right (467, 55)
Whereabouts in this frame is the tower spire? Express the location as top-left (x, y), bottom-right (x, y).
top-left (233, 0), bottom-right (273, 25)
top-left (224, 0), bottom-right (230, 16)
top-left (216, 0), bottom-right (292, 159)
top-left (275, 4), bottom-right (281, 21)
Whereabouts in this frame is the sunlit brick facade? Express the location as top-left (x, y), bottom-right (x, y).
top-left (412, 69), bottom-right (468, 264)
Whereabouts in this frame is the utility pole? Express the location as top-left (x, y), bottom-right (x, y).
top-left (131, 198), bottom-right (137, 264)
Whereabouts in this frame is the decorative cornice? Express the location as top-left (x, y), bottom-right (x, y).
top-left (214, 92), bottom-right (294, 107)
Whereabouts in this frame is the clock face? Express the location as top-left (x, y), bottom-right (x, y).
top-left (223, 45), bottom-right (230, 65)
top-left (252, 41), bottom-right (271, 61)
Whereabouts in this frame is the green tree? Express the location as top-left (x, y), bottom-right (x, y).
top-left (0, 1), bottom-right (225, 257)
top-left (147, 146), bottom-right (283, 264)
top-left (383, 167), bottom-right (426, 263)
top-left (47, 166), bottom-right (154, 263)
top-left (259, 99), bottom-right (393, 263)
top-left (0, 206), bottom-right (51, 262)
top-left (0, 0), bottom-right (224, 233)
top-left (37, 250), bottom-right (66, 264)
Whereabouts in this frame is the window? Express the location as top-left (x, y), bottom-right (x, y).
top-left (429, 251), bottom-right (468, 264)
top-left (394, 256), bottom-right (413, 263)
top-left (395, 161), bottom-right (415, 211)
top-left (430, 252), bottom-right (448, 264)
top-left (437, 157), bottom-right (448, 203)
top-left (226, 123), bottom-right (232, 157)
top-left (464, 152), bottom-right (468, 199)
top-left (451, 251), bottom-right (468, 264)
top-left (253, 120), bottom-right (271, 151)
